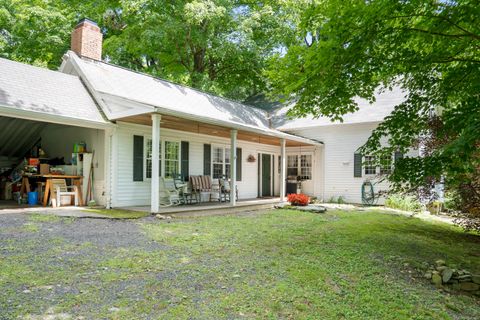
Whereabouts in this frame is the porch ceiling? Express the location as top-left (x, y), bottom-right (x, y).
top-left (117, 113), bottom-right (313, 147)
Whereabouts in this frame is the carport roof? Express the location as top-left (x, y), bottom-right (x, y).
top-left (0, 57), bottom-right (110, 128)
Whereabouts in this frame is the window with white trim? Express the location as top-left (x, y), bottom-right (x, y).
top-left (364, 155), bottom-right (377, 175)
top-left (287, 155), bottom-right (298, 176)
top-left (212, 146), bottom-right (230, 179)
top-left (300, 155), bottom-right (312, 180)
top-left (164, 141), bottom-right (180, 178)
top-left (286, 154), bottom-right (312, 180)
top-left (145, 138), bottom-right (180, 179)
top-left (380, 154), bottom-right (392, 175)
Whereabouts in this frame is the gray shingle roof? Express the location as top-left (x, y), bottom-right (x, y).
top-left (68, 53), bottom-right (270, 129)
top-left (273, 87), bottom-right (406, 131)
top-left (0, 57), bottom-right (108, 125)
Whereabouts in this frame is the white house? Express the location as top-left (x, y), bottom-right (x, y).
top-left (273, 88), bottom-right (407, 204)
top-left (0, 19), bottom-right (407, 212)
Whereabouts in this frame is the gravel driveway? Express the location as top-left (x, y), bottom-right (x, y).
top-left (0, 212), bottom-right (165, 319)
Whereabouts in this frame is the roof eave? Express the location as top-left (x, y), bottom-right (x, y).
top-left (97, 91), bottom-right (322, 146)
top-left (0, 105), bottom-right (115, 129)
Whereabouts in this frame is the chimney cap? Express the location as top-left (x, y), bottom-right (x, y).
top-left (75, 18), bottom-right (99, 27)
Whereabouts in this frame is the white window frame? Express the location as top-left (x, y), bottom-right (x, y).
top-left (363, 153), bottom-right (395, 176)
top-left (300, 154), bottom-right (313, 180)
top-left (364, 155), bottom-right (377, 175)
top-left (287, 155), bottom-right (298, 177)
top-left (286, 153), bottom-right (313, 181)
top-left (379, 154), bottom-right (393, 175)
top-left (164, 140), bottom-right (181, 178)
top-left (144, 137), bottom-right (181, 180)
top-left (211, 145), bottom-right (231, 179)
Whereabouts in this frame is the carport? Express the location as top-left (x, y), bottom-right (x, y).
top-left (0, 57), bottom-right (113, 209)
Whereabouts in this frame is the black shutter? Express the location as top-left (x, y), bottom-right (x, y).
top-left (203, 144), bottom-right (211, 175)
top-left (354, 153), bottom-right (362, 178)
top-left (394, 151), bottom-right (404, 162)
top-left (236, 147), bottom-right (242, 181)
top-left (181, 141), bottom-right (189, 181)
top-left (133, 135), bottom-right (144, 181)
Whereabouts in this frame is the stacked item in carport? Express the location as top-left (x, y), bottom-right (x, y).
top-left (0, 163), bottom-right (21, 201)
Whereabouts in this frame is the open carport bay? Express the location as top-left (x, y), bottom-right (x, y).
top-left (0, 116), bottom-right (106, 209)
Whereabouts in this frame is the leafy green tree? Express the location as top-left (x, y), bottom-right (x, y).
top-left (268, 0), bottom-right (479, 227)
top-left (0, 0), bottom-right (115, 68)
top-left (101, 0), bottom-right (297, 100)
top-left (0, 0), bottom-right (294, 100)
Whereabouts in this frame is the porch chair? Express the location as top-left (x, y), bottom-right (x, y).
top-left (189, 175), bottom-right (213, 202)
top-left (50, 179), bottom-right (79, 207)
top-left (159, 177), bottom-right (181, 206)
top-left (219, 177), bottom-right (239, 202)
top-left (173, 174), bottom-right (192, 204)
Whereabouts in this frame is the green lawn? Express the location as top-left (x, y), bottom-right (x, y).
top-left (1, 209), bottom-right (479, 319)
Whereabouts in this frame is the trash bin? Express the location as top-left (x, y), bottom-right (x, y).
top-left (27, 191), bottom-right (38, 205)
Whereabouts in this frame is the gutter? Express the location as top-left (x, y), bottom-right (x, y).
top-left (0, 105), bottom-right (115, 130)
top-left (64, 51), bottom-right (321, 146)
top-left (98, 91), bottom-right (323, 146)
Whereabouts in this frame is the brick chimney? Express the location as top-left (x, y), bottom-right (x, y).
top-left (71, 18), bottom-right (103, 60)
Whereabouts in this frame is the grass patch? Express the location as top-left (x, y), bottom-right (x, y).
top-left (1, 209), bottom-right (479, 319)
top-left (27, 213), bottom-right (61, 223)
top-left (84, 208), bottom-right (150, 219)
top-left (21, 222), bottom-right (39, 232)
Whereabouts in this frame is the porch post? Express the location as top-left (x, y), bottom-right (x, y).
top-left (230, 129), bottom-right (237, 206)
top-left (151, 114), bottom-right (161, 213)
top-left (280, 138), bottom-right (286, 202)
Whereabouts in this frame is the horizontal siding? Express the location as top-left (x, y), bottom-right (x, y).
top-left (289, 123), bottom-right (390, 204)
top-left (112, 122), bottom-right (283, 207)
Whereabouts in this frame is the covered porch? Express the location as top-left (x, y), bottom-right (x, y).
top-left (114, 111), bottom-right (322, 213)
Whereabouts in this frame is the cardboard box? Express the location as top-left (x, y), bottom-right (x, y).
top-left (39, 164), bottom-right (50, 175)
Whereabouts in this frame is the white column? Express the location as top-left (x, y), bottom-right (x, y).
top-left (230, 129), bottom-right (237, 206)
top-left (151, 114), bottom-right (161, 213)
top-left (280, 138), bottom-right (287, 202)
top-left (104, 128), bottom-right (113, 209)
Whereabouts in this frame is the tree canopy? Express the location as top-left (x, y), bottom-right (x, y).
top-left (268, 0), bottom-right (479, 225)
top-left (0, 0), bottom-right (295, 100)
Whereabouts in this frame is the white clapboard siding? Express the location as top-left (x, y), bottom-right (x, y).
top-left (111, 122), bottom-right (285, 207)
top-left (287, 122), bottom-right (392, 204)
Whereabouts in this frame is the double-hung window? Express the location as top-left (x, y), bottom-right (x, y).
top-left (300, 155), bottom-right (312, 180)
top-left (287, 155), bottom-right (298, 176)
top-left (379, 154), bottom-right (392, 175)
top-left (145, 139), bottom-right (180, 179)
top-left (364, 155), bottom-right (377, 175)
top-left (164, 141), bottom-right (180, 178)
top-left (212, 146), bottom-right (231, 179)
top-left (287, 154), bottom-right (312, 180)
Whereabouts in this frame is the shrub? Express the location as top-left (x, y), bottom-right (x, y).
top-left (327, 196), bottom-right (346, 204)
top-left (385, 194), bottom-right (422, 212)
top-left (287, 193), bottom-right (310, 206)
